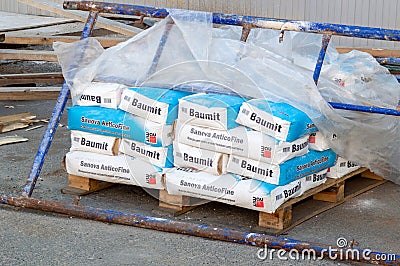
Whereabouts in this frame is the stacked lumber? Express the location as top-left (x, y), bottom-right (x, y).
top-left (0, 1), bottom-right (147, 101)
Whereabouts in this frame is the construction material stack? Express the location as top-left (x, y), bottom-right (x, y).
top-left (65, 84), bottom-right (191, 190)
top-left (165, 94), bottom-right (338, 213)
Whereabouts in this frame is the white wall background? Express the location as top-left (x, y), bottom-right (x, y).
top-left (1, 0), bottom-right (400, 48)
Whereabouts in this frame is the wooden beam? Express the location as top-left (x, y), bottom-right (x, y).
top-left (0, 87), bottom-right (63, 101)
top-left (15, 0), bottom-right (142, 36)
top-left (3, 35), bottom-right (126, 48)
top-left (337, 47), bottom-right (400, 57)
top-left (0, 72), bottom-right (64, 86)
top-left (0, 49), bottom-right (57, 62)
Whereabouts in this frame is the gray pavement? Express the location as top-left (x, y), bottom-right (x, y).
top-left (0, 99), bottom-right (398, 265)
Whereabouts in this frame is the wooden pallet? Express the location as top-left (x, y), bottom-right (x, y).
top-left (60, 168), bottom-right (386, 234)
top-left (158, 168), bottom-right (386, 234)
top-left (259, 168), bottom-right (386, 234)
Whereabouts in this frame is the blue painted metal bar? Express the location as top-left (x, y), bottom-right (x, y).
top-left (375, 57), bottom-right (400, 66)
top-left (313, 34), bottom-right (332, 85)
top-left (328, 102), bottom-right (400, 116)
top-left (22, 10), bottom-right (99, 198)
top-left (1, 195), bottom-right (399, 265)
top-left (63, 1), bottom-right (400, 42)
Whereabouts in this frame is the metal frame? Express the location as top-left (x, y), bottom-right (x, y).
top-left (1, 2), bottom-right (399, 264)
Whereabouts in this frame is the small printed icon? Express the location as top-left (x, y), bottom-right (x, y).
top-left (336, 237), bottom-right (348, 248)
top-left (146, 174), bottom-right (157, 185)
top-left (261, 146), bottom-right (272, 158)
top-left (146, 132), bottom-right (157, 144)
top-left (253, 197), bottom-right (264, 208)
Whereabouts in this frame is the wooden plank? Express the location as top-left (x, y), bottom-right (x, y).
top-left (0, 112), bottom-right (36, 133)
top-left (0, 49), bottom-right (57, 62)
top-left (0, 72), bottom-right (64, 86)
top-left (61, 174), bottom-right (113, 196)
top-left (0, 87), bottom-right (63, 101)
top-left (337, 47), bottom-right (400, 57)
top-left (3, 35), bottom-right (126, 48)
top-left (0, 11), bottom-right (74, 32)
top-left (0, 135), bottom-right (28, 146)
top-left (15, 0), bottom-right (142, 36)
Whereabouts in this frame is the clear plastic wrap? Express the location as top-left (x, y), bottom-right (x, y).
top-left (321, 50), bottom-right (400, 107)
top-left (54, 9), bottom-right (400, 183)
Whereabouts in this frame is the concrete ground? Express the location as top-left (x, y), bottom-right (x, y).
top-left (0, 99), bottom-right (399, 265)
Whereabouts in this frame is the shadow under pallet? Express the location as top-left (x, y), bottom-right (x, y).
top-left (61, 168), bottom-right (385, 235)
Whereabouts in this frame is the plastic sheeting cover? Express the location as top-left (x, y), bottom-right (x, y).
top-left (54, 9), bottom-right (400, 184)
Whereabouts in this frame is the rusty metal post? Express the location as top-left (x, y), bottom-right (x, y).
top-left (1, 195), bottom-right (399, 265)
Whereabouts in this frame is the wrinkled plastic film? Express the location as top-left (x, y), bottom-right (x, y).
top-left (53, 10), bottom-right (400, 183)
